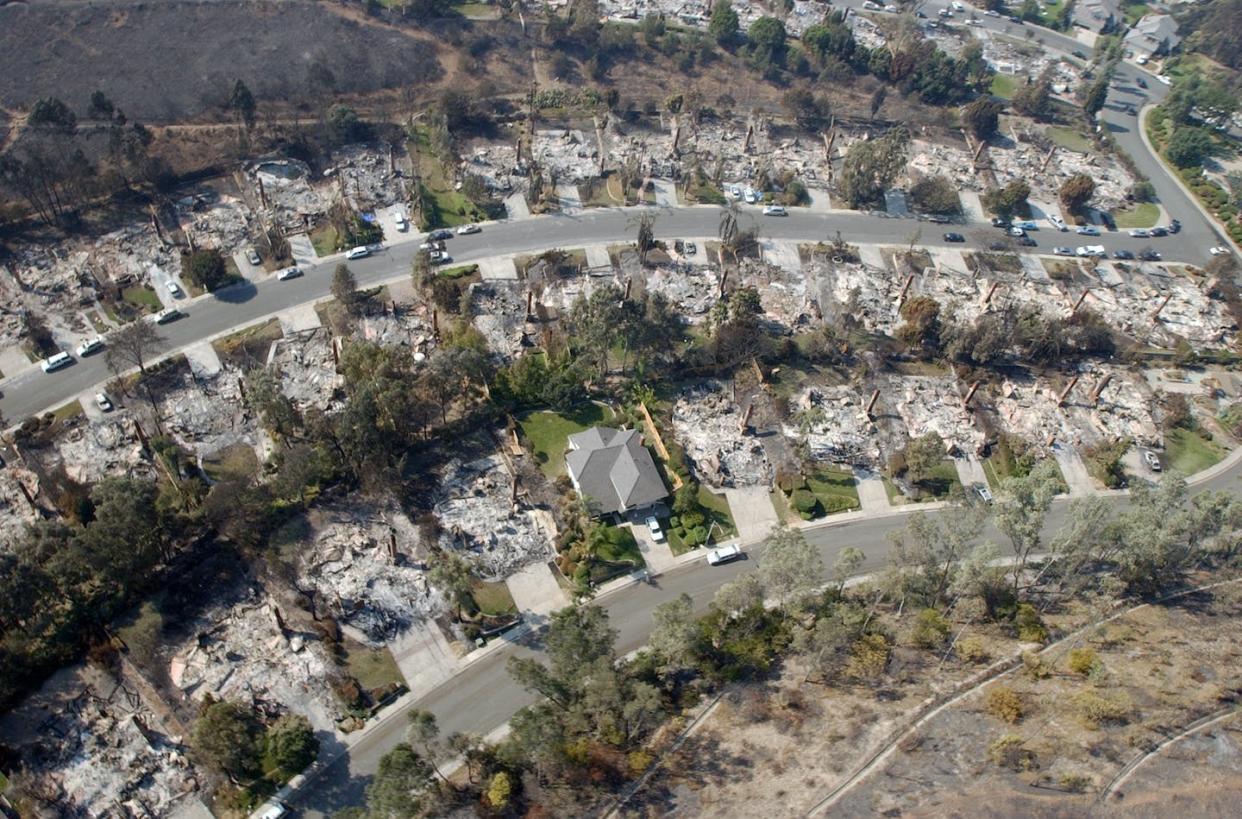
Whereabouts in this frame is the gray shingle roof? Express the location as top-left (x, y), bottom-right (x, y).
top-left (566, 427), bottom-right (668, 514)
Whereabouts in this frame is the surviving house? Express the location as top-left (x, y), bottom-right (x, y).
top-left (1124, 15), bottom-right (1181, 61)
top-left (1072, 0), bottom-right (1120, 33)
top-left (565, 427), bottom-right (668, 515)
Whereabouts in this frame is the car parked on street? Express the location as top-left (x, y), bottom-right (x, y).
top-left (706, 544), bottom-right (744, 566)
top-left (456, 224), bottom-right (481, 235)
top-left (76, 337), bottom-right (105, 357)
top-left (1149, 226), bottom-right (1168, 237)
top-left (762, 204), bottom-right (787, 216)
top-left (1113, 249), bottom-right (1135, 259)
top-left (1076, 245), bottom-right (1106, 257)
top-left (1140, 248), bottom-right (1162, 261)
top-left (1054, 246), bottom-right (1074, 256)
top-left (1017, 235), bottom-right (1037, 247)
top-left (1129, 228), bottom-right (1151, 238)
top-left (943, 232), bottom-right (965, 242)
top-left (345, 246), bottom-right (370, 260)
top-left (276, 266), bottom-right (303, 280)
top-left (429, 229), bottom-right (454, 241)
top-left (40, 351), bottom-right (72, 373)
top-left (1075, 225), bottom-right (1100, 236)
top-left (1211, 246), bottom-right (1232, 256)
top-left (1009, 226), bottom-right (1025, 237)
top-left (154, 307), bottom-right (183, 324)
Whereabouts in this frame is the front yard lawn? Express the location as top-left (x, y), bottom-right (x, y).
top-left (1164, 426), bottom-right (1226, 476)
top-left (518, 403), bottom-right (614, 477)
top-left (468, 580), bottom-right (518, 617)
top-left (779, 467), bottom-right (861, 519)
top-left (1112, 202), bottom-right (1160, 229)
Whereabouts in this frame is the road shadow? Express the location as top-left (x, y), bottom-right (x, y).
top-left (211, 278), bottom-right (258, 304)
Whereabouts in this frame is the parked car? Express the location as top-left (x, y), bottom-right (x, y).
top-left (456, 224), bottom-right (481, 235)
top-left (1140, 248), bottom-right (1162, 261)
top-left (1076, 245), bottom-right (1106, 257)
top-left (991, 217), bottom-right (1011, 228)
top-left (744, 189), bottom-right (759, 204)
top-left (762, 204), bottom-right (787, 216)
top-left (706, 544), bottom-right (744, 566)
top-left (1144, 450), bottom-right (1162, 472)
top-left (1075, 225), bottom-right (1100, 236)
top-left (154, 307), bottom-right (183, 324)
top-left (943, 232), bottom-right (966, 242)
top-left (985, 8), bottom-right (1000, 16)
top-left (1009, 226), bottom-right (1026, 237)
top-left (1168, 219), bottom-right (1181, 234)
top-left (1113, 249), bottom-right (1136, 260)
top-left (1048, 214), bottom-right (1068, 231)
top-left (1017, 235), bottom-right (1038, 247)
top-left (276, 266), bottom-right (303, 280)
top-left (1157, 74), bottom-right (1173, 86)
top-left (345, 246), bottom-right (370, 260)
top-left (1135, 76), bottom-right (1148, 88)
top-left (975, 484), bottom-right (994, 504)
top-left (1054, 246), bottom-right (1075, 256)
top-left (394, 213), bottom-right (408, 231)
top-left (246, 248), bottom-right (262, 266)
top-left (429, 229), bottom-right (454, 241)
top-left (255, 800), bottom-right (288, 819)
top-left (95, 393), bottom-right (113, 412)
top-left (431, 252), bottom-right (453, 265)
top-left (684, 241), bottom-right (697, 256)
top-left (418, 240), bottom-right (444, 251)
top-left (1211, 246), bottom-right (1232, 256)
top-left (165, 280), bottom-right (183, 298)
top-left (76, 337), bottom-right (105, 357)
top-left (1013, 220), bottom-right (1038, 230)
top-left (646, 516), bottom-right (665, 543)
top-left (1149, 226), bottom-right (1168, 237)
top-left (40, 351), bottom-right (72, 373)
top-left (1128, 228), bottom-right (1151, 238)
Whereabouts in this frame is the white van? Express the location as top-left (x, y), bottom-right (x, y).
top-left (706, 544), bottom-right (743, 566)
top-left (41, 351), bottom-right (72, 373)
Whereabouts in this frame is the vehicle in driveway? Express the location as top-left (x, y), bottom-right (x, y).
top-left (95, 392), bottom-right (113, 412)
top-left (1076, 245), bottom-right (1106, 257)
top-left (430, 251), bottom-right (453, 265)
top-left (394, 213), bottom-right (408, 232)
top-left (276, 266), bottom-right (303, 280)
top-left (1211, 246), bottom-right (1232, 256)
top-left (345, 246), bottom-right (370, 260)
top-left (975, 484), bottom-right (994, 504)
top-left (1048, 214), bottom-right (1068, 231)
top-left (684, 241), bottom-right (697, 255)
top-left (1144, 450), bottom-right (1162, 472)
top-left (246, 248), bottom-right (262, 266)
top-left (154, 307), bottom-right (183, 324)
top-left (943, 232), bottom-right (965, 242)
top-left (40, 351), bottom-right (72, 373)
top-left (456, 224), bottom-right (481, 235)
top-left (1054, 246), bottom-right (1074, 256)
top-left (706, 544), bottom-right (744, 566)
top-left (1129, 228), bottom-right (1151, 238)
top-left (646, 516), bottom-right (665, 543)
top-left (1075, 225), bottom-right (1100, 236)
top-left (762, 204), bottom-right (787, 216)
top-left (1113, 249), bottom-right (1135, 259)
top-left (166, 280), bottom-right (183, 298)
top-left (76, 337), bottom-right (105, 357)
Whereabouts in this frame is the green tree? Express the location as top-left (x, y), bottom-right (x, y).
top-left (963, 97), bottom-right (1003, 140)
top-left (366, 743), bottom-right (438, 818)
top-left (485, 771), bottom-right (512, 808)
top-left (1059, 173), bottom-right (1095, 217)
top-left (982, 180), bottom-right (1031, 219)
top-left (28, 97), bottom-right (77, 132)
top-left (994, 460), bottom-right (1062, 597)
top-left (649, 592), bottom-right (698, 671)
top-left (87, 90), bottom-right (115, 121)
top-left (758, 526), bottom-right (823, 610)
top-left (185, 249), bottom-right (231, 291)
top-left (709, 0), bottom-right (740, 44)
top-left (332, 263), bottom-right (363, 316)
top-left (192, 699), bottom-right (262, 780)
top-left (897, 295), bottom-right (942, 354)
top-left (1082, 74), bottom-right (1110, 118)
top-left (1011, 68), bottom-right (1054, 120)
top-left (909, 175), bottom-right (960, 215)
top-left (840, 127), bottom-right (910, 208)
top-left (1166, 126), bottom-right (1215, 168)
top-left (747, 17), bottom-right (787, 69)
top-left (265, 713), bottom-right (318, 777)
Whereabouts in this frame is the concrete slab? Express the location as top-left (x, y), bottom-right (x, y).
top-left (504, 192), bottom-right (531, 220)
top-left (0, 345), bottom-right (31, 380)
top-left (960, 190), bottom-right (985, 223)
top-left (806, 188), bottom-right (833, 213)
top-left (1021, 254), bottom-right (1051, 281)
top-left (630, 522), bottom-right (681, 575)
top-left (1053, 443), bottom-right (1094, 495)
top-left (652, 178), bottom-right (678, 207)
top-left (478, 256), bottom-right (519, 281)
top-left (278, 303), bottom-right (323, 334)
top-left (375, 204), bottom-right (413, 243)
top-left (232, 250), bottom-right (263, 282)
top-left (723, 485), bottom-right (779, 545)
top-left (288, 233), bottom-right (318, 263)
top-left (854, 468), bottom-right (892, 512)
top-left (760, 239), bottom-right (801, 274)
top-left (585, 244), bottom-right (612, 271)
top-left (858, 244), bottom-right (888, 272)
top-left (183, 341), bottom-right (222, 378)
top-left (954, 456), bottom-right (988, 489)
top-left (389, 621), bottom-right (459, 699)
top-left (505, 562), bottom-right (569, 618)
top-left (556, 183), bottom-right (582, 212)
top-left (931, 247), bottom-right (970, 276)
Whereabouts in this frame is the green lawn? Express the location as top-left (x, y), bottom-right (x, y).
top-left (438, 264), bottom-right (479, 280)
top-left (1164, 427), bottom-right (1227, 475)
top-left (697, 484), bottom-right (737, 538)
top-left (806, 468), bottom-right (861, 514)
top-left (518, 403), bottom-right (614, 477)
top-left (201, 443), bottom-right (260, 483)
top-left (1112, 202), bottom-right (1161, 229)
top-left (1122, 1), bottom-right (1149, 26)
top-left (122, 285), bottom-right (162, 313)
top-left (916, 460), bottom-right (962, 501)
top-left (469, 580), bottom-right (518, 616)
top-left (883, 476), bottom-right (911, 505)
top-left (1046, 126), bottom-right (1093, 154)
top-left (991, 73), bottom-right (1019, 99)
top-left (310, 223), bottom-right (341, 257)
top-left (342, 639), bottom-right (405, 693)
top-left (589, 524), bottom-right (646, 583)
top-left (52, 399), bottom-right (84, 424)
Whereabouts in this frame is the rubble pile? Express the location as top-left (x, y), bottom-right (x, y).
top-left (178, 189), bottom-right (254, 252)
top-left (787, 385), bottom-right (879, 465)
top-left (990, 133), bottom-right (1134, 212)
top-left (461, 142), bottom-right (522, 195)
top-left (532, 129), bottom-right (599, 182)
top-left (1085, 265), bottom-right (1234, 348)
top-left (887, 375), bottom-right (985, 454)
top-left (300, 502), bottom-right (441, 645)
top-left (907, 139), bottom-right (979, 193)
top-left (643, 263), bottom-right (720, 319)
top-left (0, 467), bottom-right (43, 547)
top-left (810, 257), bottom-right (900, 334)
top-left (601, 0), bottom-right (828, 37)
top-left (54, 417), bottom-right (151, 485)
top-left (168, 590), bottom-right (343, 732)
top-left (357, 303), bottom-right (436, 352)
top-left (1, 666), bottom-right (201, 818)
top-left (333, 145), bottom-right (405, 212)
top-left (158, 367), bottom-right (259, 457)
top-left (268, 328), bottom-right (345, 411)
top-left (993, 366), bottom-right (1161, 449)
top-left (471, 281), bottom-right (530, 360)
top-left (739, 258), bottom-right (813, 327)
top-left (433, 453), bottom-right (553, 579)
top-left (251, 159), bottom-right (331, 228)
top-left (672, 382), bottom-right (773, 487)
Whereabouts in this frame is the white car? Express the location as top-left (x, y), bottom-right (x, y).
top-left (1144, 450), bottom-right (1162, 472)
top-left (1053, 246), bottom-right (1074, 256)
top-left (76, 337), bottom-right (105, 357)
top-left (154, 307), bottom-right (183, 324)
top-left (1075, 225), bottom-right (1100, 236)
top-left (456, 224), bottom-right (481, 235)
top-left (706, 544), bottom-right (744, 566)
top-left (276, 266), bottom-right (303, 280)
top-left (646, 516), bottom-right (665, 543)
top-left (345, 246), bottom-right (370, 260)
top-left (40, 351), bottom-right (72, 373)
top-left (727, 185), bottom-right (742, 199)
top-left (744, 189), bottom-right (759, 204)
top-left (1048, 214), bottom-right (1068, 231)
top-left (246, 248), bottom-right (262, 266)
top-left (1136, 56), bottom-right (1149, 65)
top-left (394, 213), bottom-right (408, 232)
top-left (985, 8), bottom-right (1000, 16)
top-left (975, 484), bottom-right (994, 504)
top-left (1157, 74), bottom-right (1172, 86)
top-left (1210, 246), bottom-right (1232, 256)
top-left (762, 205), bottom-right (788, 216)
top-left (1009, 226), bottom-right (1026, 237)
top-left (95, 392), bottom-right (113, 412)
top-left (166, 280), bottom-right (183, 298)
top-left (1128, 228), bottom-right (1151, 238)
top-left (1075, 245), bottom-right (1106, 257)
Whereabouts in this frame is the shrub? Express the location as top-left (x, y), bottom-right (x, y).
top-left (988, 733), bottom-right (1036, 771)
top-left (847, 633), bottom-right (891, 681)
top-left (1067, 647), bottom-right (1100, 676)
top-left (909, 608), bottom-right (951, 649)
top-left (1021, 650), bottom-right (1051, 679)
top-left (1072, 689), bottom-right (1131, 728)
top-left (1014, 603), bottom-right (1047, 643)
top-left (956, 634), bottom-right (990, 664)
top-left (985, 685), bottom-right (1024, 724)
top-left (791, 489), bottom-right (819, 517)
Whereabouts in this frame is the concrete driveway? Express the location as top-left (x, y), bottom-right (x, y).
top-left (723, 485), bottom-right (779, 544)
